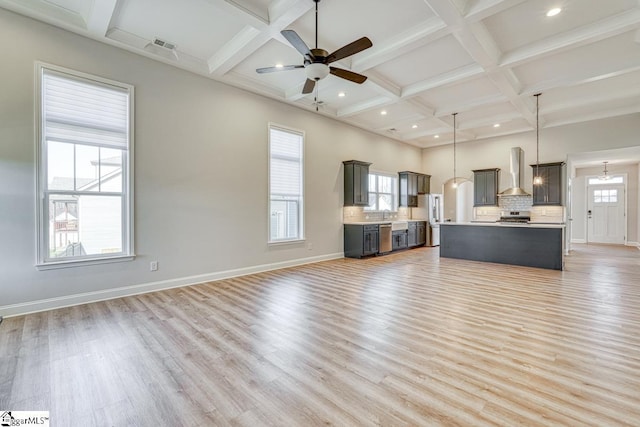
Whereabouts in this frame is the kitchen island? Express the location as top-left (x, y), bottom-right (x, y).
top-left (440, 222), bottom-right (565, 270)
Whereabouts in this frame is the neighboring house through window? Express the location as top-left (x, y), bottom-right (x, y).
top-left (366, 172), bottom-right (397, 211)
top-left (269, 124), bottom-right (304, 243)
top-left (37, 64), bottom-right (134, 267)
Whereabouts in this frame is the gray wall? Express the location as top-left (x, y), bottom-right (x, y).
top-left (0, 9), bottom-right (422, 312)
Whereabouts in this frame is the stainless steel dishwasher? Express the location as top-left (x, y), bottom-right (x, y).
top-left (379, 223), bottom-right (392, 253)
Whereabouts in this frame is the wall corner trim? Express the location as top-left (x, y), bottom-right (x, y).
top-left (0, 252), bottom-right (344, 318)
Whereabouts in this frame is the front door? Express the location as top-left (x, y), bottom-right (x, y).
top-left (587, 184), bottom-right (625, 244)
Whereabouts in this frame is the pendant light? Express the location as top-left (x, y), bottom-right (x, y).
top-left (599, 161), bottom-right (612, 180)
top-left (452, 112), bottom-right (458, 189)
top-left (533, 93), bottom-right (543, 186)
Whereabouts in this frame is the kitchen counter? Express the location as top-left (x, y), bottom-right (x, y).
top-left (344, 219), bottom-right (426, 225)
top-left (458, 221), bottom-right (565, 228)
top-left (440, 222), bottom-right (564, 270)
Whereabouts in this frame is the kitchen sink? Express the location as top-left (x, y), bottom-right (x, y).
top-left (391, 221), bottom-right (408, 231)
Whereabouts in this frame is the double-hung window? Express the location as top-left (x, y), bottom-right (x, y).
top-left (366, 172), bottom-right (397, 211)
top-left (36, 64), bottom-right (134, 267)
top-left (269, 124), bottom-right (304, 243)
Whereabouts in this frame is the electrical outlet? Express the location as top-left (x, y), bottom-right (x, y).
top-left (150, 261), bottom-right (158, 271)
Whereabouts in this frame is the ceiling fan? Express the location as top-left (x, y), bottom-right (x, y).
top-left (256, 0), bottom-right (372, 95)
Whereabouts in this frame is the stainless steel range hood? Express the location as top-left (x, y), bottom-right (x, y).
top-left (499, 147), bottom-right (530, 196)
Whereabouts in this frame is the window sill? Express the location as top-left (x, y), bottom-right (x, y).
top-left (36, 254), bottom-right (136, 271)
top-left (268, 239), bottom-right (305, 247)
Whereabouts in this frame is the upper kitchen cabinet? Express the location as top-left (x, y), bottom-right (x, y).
top-left (399, 171), bottom-right (417, 207)
top-left (473, 169), bottom-right (500, 206)
top-left (343, 160), bottom-right (371, 207)
top-left (399, 172), bottom-right (430, 207)
top-left (417, 174), bottom-right (431, 195)
top-left (531, 162), bottom-right (565, 206)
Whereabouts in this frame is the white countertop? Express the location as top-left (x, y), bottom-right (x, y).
top-left (344, 219), bottom-right (428, 225)
top-left (442, 221), bottom-right (566, 229)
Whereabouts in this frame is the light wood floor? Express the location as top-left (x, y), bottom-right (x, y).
top-left (2, 244), bottom-right (640, 426)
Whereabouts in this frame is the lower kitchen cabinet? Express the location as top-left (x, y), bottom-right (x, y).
top-left (416, 221), bottom-right (427, 246)
top-left (344, 224), bottom-right (379, 258)
top-left (408, 221), bottom-right (427, 248)
top-left (392, 230), bottom-right (408, 251)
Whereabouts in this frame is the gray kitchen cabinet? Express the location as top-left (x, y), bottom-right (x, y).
top-left (408, 221), bottom-right (427, 248)
top-left (416, 221), bottom-right (427, 246)
top-left (473, 169), bottom-right (499, 206)
top-left (343, 160), bottom-right (371, 207)
top-left (399, 172), bottom-right (430, 207)
top-left (531, 162), bottom-right (564, 206)
top-left (392, 230), bottom-right (408, 251)
top-left (344, 224), bottom-right (379, 258)
top-left (417, 174), bottom-right (431, 194)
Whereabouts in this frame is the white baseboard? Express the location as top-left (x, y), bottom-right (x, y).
top-left (0, 252), bottom-right (344, 318)
top-left (571, 238), bottom-right (586, 244)
top-left (626, 241), bottom-right (639, 248)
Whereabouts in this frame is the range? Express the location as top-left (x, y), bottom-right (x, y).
top-left (498, 211), bottom-right (531, 224)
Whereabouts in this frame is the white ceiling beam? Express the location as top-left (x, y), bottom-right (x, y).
top-left (401, 63), bottom-right (484, 98)
top-left (200, 0), bottom-right (268, 28)
top-left (336, 97), bottom-right (394, 118)
top-left (546, 105), bottom-right (640, 129)
top-left (207, 0), bottom-right (313, 77)
top-left (351, 18), bottom-right (449, 72)
top-left (522, 65), bottom-right (640, 97)
top-left (465, 0), bottom-right (527, 22)
top-left (540, 87), bottom-right (640, 115)
top-left (501, 9), bottom-right (640, 67)
top-left (434, 93), bottom-right (507, 116)
top-left (85, 0), bottom-right (119, 37)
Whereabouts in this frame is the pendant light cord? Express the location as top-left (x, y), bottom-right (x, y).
top-left (315, 0), bottom-right (318, 49)
top-left (535, 93), bottom-right (541, 182)
top-left (453, 113), bottom-right (457, 186)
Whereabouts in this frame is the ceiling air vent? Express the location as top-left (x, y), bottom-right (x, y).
top-left (152, 37), bottom-right (176, 51)
top-left (144, 37), bottom-right (179, 60)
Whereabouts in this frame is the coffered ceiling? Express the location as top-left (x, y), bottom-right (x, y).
top-left (3, 0), bottom-right (640, 148)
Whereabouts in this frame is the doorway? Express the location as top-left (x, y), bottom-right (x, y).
top-left (587, 183), bottom-right (626, 244)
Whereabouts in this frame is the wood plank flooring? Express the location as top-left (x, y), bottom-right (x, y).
top-left (1, 243), bottom-right (640, 426)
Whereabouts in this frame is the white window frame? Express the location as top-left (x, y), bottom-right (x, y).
top-left (35, 63), bottom-right (135, 269)
top-left (365, 171), bottom-right (398, 211)
top-left (268, 123), bottom-right (304, 244)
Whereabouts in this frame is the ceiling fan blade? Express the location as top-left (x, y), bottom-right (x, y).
top-left (256, 65), bottom-right (304, 74)
top-left (302, 79), bottom-right (316, 94)
top-left (329, 67), bottom-right (368, 84)
top-left (326, 37), bottom-right (373, 64)
top-left (281, 30), bottom-right (314, 59)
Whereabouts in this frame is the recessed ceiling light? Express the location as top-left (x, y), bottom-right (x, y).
top-left (381, 110), bottom-right (387, 115)
top-left (494, 123), bottom-right (500, 128)
top-left (546, 7), bottom-right (561, 17)
top-left (275, 63), bottom-right (283, 68)
top-left (412, 124), bottom-right (418, 129)
top-left (434, 135), bottom-right (440, 139)
top-left (338, 91), bottom-right (346, 97)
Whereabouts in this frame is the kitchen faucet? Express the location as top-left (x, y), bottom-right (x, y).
top-left (383, 209), bottom-right (390, 220)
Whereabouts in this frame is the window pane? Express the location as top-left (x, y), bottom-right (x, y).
top-left (100, 148), bottom-right (123, 192)
top-left (378, 194), bottom-right (393, 211)
top-left (49, 195), bottom-right (122, 258)
top-left (47, 141), bottom-right (74, 190)
top-left (594, 196), bottom-right (601, 203)
top-left (75, 144), bottom-right (100, 191)
top-left (270, 199), bottom-right (299, 240)
top-left (379, 176), bottom-right (392, 193)
top-left (369, 174), bottom-right (376, 191)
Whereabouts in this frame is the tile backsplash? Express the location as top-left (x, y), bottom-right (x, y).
top-left (343, 207), bottom-right (410, 223)
top-left (499, 195), bottom-right (533, 211)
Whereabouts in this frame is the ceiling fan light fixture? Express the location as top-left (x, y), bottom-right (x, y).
top-left (305, 63), bottom-right (329, 81)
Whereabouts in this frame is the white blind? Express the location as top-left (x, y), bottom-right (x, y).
top-left (270, 127), bottom-right (302, 197)
top-left (43, 69), bottom-right (129, 149)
